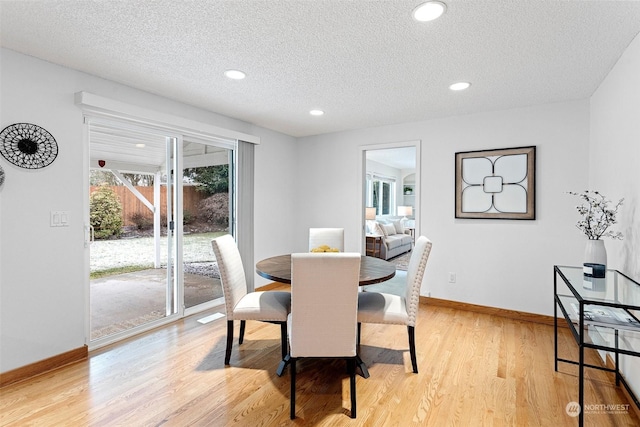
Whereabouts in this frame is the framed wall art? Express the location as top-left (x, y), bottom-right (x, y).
top-left (0, 123), bottom-right (58, 169)
top-left (455, 146), bottom-right (536, 220)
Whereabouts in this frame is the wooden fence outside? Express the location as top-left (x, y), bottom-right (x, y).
top-left (90, 185), bottom-right (208, 226)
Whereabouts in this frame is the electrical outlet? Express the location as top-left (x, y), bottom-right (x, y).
top-left (448, 272), bottom-right (456, 283)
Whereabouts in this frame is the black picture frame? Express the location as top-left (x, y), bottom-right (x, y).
top-left (455, 146), bottom-right (536, 220)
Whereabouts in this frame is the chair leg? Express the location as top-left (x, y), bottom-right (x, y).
top-left (408, 326), bottom-right (418, 373)
top-left (225, 320), bottom-right (234, 365)
top-left (355, 355), bottom-right (370, 379)
top-left (239, 320), bottom-right (246, 345)
top-left (277, 354), bottom-right (291, 377)
top-left (290, 358), bottom-right (297, 419)
top-left (349, 358), bottom-right (357, 418)
top-left (355, 323), bottom-right (371, 378)
top-left (280, 322), bottom-right (287, 360)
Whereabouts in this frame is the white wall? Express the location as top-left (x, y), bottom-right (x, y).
top-left (590, 31), bottom-right (640, 401)
top-left (590, 34), bottom-right (640, 280)
top-left (253, 126), bottom-right (298, 287)
top-left (0, 48), bottom-right (297, 372)
top-left (297, 100), bottom-right (591, 316)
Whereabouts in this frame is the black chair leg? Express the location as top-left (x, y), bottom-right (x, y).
top-left (225, 320), bottom-right (234, 365)
top-left (280, 322), bottom-right (287, 360)
top-left (348, 358), bottom-right (357, 418)
top-left (355, 323), bottom-right (370, 378)
top-left (408, 326), bottom-right (418, 373)
top-left (355, 355), bottom-right (370, 379)
top-left (290, 358), bottom-right (297, 419)
top-left (277, 354), bottom-right (291, 376)
top-left (239, 320), bottom-right (246, 345)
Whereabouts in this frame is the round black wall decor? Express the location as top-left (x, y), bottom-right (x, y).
top-left (0, 123), bottom-right (58, 169)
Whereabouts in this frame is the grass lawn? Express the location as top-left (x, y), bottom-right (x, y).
top-left (90, 231), bottom-right (227, 275)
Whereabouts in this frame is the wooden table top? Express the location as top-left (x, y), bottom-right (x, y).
top-left (256, 254), bottom-right (396, 285)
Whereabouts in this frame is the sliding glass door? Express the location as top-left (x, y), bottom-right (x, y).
top-left (86, 119), bottom-right (235, 345)
top-left (88, 123), bottom-right (180, 341)
top-left (182, 138), bottom-right (233, 313)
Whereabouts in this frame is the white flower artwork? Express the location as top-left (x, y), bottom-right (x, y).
top-left (455, 146), bottom-right (536, 219)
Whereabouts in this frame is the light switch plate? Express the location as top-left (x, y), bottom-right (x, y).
top-left (50, 211), bottom-right (70, 227)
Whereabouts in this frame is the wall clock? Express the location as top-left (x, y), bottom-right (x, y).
top-left (0, 123), bottom-right (58, 169)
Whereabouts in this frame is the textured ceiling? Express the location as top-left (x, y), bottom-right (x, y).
top-left (367, 146), bottom-right (416, 170)
top-left (2, 0), bottom-right (640, 138)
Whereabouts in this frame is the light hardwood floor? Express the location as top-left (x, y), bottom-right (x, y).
top-left (1, 298), bottom-right (637, 426)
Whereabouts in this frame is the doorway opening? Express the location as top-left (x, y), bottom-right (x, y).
top-left (361, 141), bottom-right (420, 260)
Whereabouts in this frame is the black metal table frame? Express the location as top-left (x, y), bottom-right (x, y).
top-left (553, 265), bottom-right (640, 426)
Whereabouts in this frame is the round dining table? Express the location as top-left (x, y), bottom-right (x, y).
top-left (256, 254), bottom-right (396, 285)
top-left (257, 253), bottom-right (395, 379)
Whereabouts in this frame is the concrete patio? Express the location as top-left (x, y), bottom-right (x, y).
top-left (90, 267), bottom-right (223, 340)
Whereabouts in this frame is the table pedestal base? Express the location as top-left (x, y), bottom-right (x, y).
top-left (276, 354), bottom-right (370, 379)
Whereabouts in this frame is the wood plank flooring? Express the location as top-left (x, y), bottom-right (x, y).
top-left (1, 298), bottom-right (637, 426)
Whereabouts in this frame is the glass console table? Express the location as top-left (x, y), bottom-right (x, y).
top-left (554, 265), bottom-right (640, 426)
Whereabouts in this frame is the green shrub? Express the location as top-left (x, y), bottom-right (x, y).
top-left (90, 186), bottom-right (123, 239)
top-left (183, 210), bottom-right (195, 225)
top-left (129, 212), bottom-right (153, 230)
top-left (198, 193), bottom-right (229, 226)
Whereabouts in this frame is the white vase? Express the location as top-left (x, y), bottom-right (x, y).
top-left (584, 239), bottom-right (607, 268)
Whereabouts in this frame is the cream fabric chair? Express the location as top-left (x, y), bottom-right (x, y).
top-left (308, 227), bottom-right (344, 252)
top-left (357, 236), bottom-right (433, 373)
top-left (286, 252), bottom-right (361, 419)
top-left (211, 234), bottom-right (291, 365)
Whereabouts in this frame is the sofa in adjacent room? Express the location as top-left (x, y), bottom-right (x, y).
top-left (366, 218), bottom-right (413, 260)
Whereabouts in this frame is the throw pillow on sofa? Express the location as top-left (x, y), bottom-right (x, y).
top-left (370, 221), bottom-right (386, 236)
top-left (391, 219), bottom-right (405, 234)
top-left (381, 223), bottom-right (396, 237)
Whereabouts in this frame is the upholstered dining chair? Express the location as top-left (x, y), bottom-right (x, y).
top-left (308, 227), bottom-right (344, 252)
top-left (286, 252), bottom-right (361, 419)
top-left (211, 234), bottom-right (291, 366)
top-left (357, 236), bottom-right (433, 373)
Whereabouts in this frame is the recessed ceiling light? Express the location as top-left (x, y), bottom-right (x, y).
top-left (309, 109), bottom-right (324, 116)
top-left (449, 82), bottom-right (471, 91)
top-left (224, 69), bottom-right (246, 80)
top-left (135, 143), bottom-right (145, 148)
top-left (412, 1), bottom-right (446, 22)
